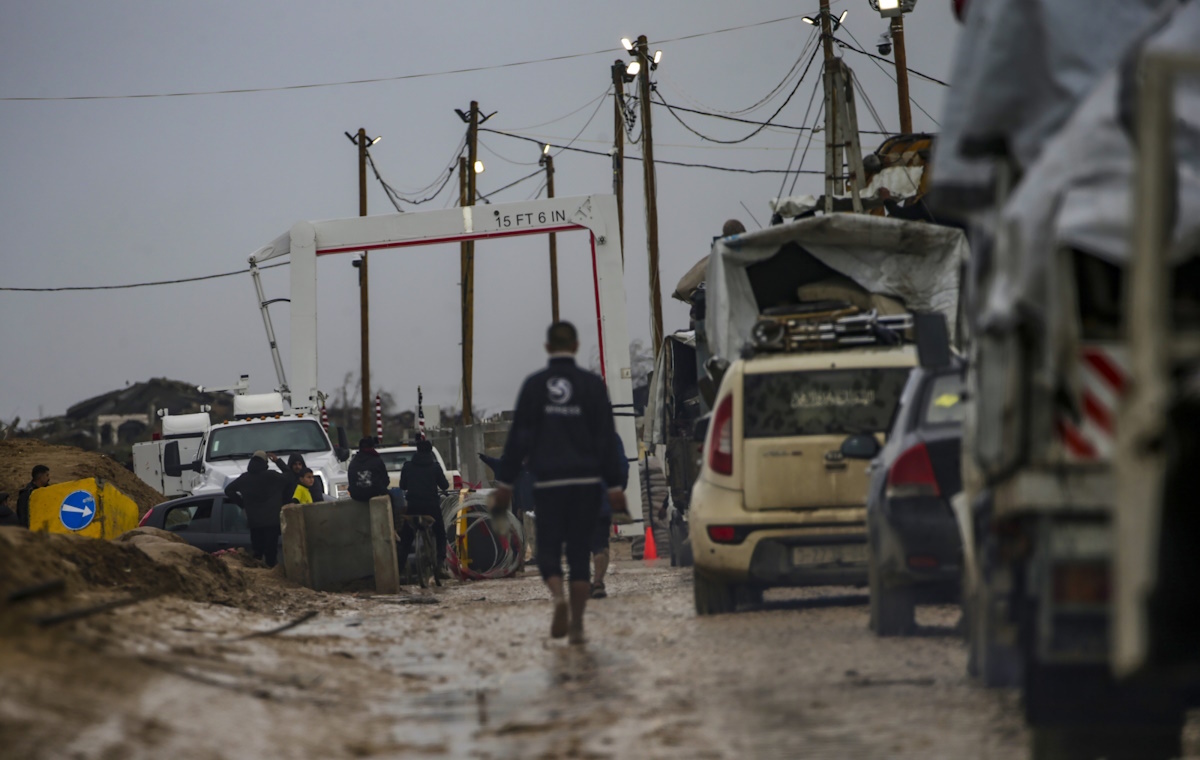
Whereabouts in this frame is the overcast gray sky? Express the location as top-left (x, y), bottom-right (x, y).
top-left (0, 0), bottom-right (959, 424)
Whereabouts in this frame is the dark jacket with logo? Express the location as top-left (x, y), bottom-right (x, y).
top-left (400, 450), bottom-right (449, 509)
top-left (224, 457), bottom-right (290, 530)
top-left (347, 448), bottom-right (389, 503)
top-left (496, 356), bottom-right (623, 489)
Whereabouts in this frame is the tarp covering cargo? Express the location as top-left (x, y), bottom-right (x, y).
top-left (704, 214), bottom-right (967, 361)
top-left (929, 0), bottom-right (1173, 215)
top-left (981, 1), bottom-right (1200, 392)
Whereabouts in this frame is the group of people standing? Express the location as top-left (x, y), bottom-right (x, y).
top-left (223, 452), bottom-right (321, 567)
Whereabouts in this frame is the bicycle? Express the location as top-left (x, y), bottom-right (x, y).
top-left (396, 513), bottom-right (442, 589)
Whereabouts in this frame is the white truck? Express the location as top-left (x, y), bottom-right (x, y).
top-left (133, 384), bottom-right (350, 501)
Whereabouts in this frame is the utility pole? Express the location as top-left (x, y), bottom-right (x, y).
top-left (635, 34), bottom-right (664, 359)
top-left (355, 128), bottom-right (371, 439)
top-left (541, 150), bottom-right (560, 322)
top-left (891, 15), bottom-right (913, 134)
top-left (611, 60), bottom-right (627, 263)
top-left (455, 101), bottom-right (488, 426)
top-left (819, 0), bottom-right (840, 216)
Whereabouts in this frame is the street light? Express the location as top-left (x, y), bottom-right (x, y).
top-left (868, 0), bottom-right (917, 133)
top-left (473, 159), bottom-right (485, 174)
top-left (621, 37), bottom-right (633, 51)
top-left (803, 10), bottom-right (847, 29)
top-left (626, 59), bottom-right (641, 77)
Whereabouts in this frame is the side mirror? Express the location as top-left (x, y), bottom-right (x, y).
top-left (841, 434), bottom-right (881, 460)
top-left (692, 415), bottom-right (711, 443)
top-left (914, 312), bottom-right (952, 369)
top-left (163, 441), bottom-right (182, 477)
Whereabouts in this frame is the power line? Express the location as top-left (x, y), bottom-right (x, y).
top-left (1, 262), bottom-right (288, 293)
top-left (835, 30), bottom-right (941, 127)
top-left (779, 62), bottom-right (825, 198)
top-left (652, 45), bottom-right (822, 145)
top-left (834, 37), bottom-right (949, 87)
top-left (479, 127), bottom-right (822, 175)
top-left (650, 93), bottom-right (890, 135)
top-left (504, 87), bottom-right (611, 131)
top-left (476, 169), bottom-right (545, 203)
top-left (2, 13), bottom-right (819, 102)
top-left (551, 86), bottom-right (611, 158)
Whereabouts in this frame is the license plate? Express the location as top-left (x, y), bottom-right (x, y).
top-left (792, 544), bottom-right (868, 567)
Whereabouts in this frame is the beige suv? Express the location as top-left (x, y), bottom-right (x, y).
top-left (689, 344), bottom-right (916, 614)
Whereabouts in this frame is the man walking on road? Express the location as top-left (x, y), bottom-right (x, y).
top-left (492, 321), bottom-right (628, 644)
top-left (224, 451), bottom-right (290, 567)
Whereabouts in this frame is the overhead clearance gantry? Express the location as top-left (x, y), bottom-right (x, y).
top-left (247, 194), bottom-right (644, 530)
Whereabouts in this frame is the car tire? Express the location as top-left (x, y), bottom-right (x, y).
top-left (693, 569), bottom-right (735, 616)
top-left (869, 552), bottom-right (915, 636)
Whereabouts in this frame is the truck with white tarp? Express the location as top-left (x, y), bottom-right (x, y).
top-left (930, 1), bottom-right (1200, 756)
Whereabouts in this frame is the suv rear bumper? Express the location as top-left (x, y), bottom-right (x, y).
top-left (690, 477), bottom-right (867, 586)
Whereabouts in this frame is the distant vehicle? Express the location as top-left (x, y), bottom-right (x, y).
top-left (133, 382), bottom-right (351, 502)
top-left (138, 492), bottom-right (256, 554)
top-left (375, 444), bottom-right (455, 491)
top-left (689, 302), bottom-right (918, 615)
top-left (847, 358), bottom-right (965, 636)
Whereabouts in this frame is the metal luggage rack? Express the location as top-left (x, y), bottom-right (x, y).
top-left (747, 307), bottom-right (913, 354)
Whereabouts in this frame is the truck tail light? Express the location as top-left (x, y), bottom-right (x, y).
top-left (708, 395), bottom-right (735, 476)
top-left (886, 442), bottom-right (940, 498)
top-left (707, 525), bottom-right (737, 543)
top-left (1053, 561), bottom-right (1110, 604)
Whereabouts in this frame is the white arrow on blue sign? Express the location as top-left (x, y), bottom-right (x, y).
top-left (60, 490), bottom-right (97, 531)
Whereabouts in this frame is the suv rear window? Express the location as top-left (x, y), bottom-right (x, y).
top-left (743, 367), bottom-right (910, 438)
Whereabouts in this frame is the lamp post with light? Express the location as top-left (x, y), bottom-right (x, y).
top-left (620, 35), bottom-right (666, 359)
top-left (869, 0), bottom-right (917, 134)
top-left (454, 102), bottom-right (494, 425)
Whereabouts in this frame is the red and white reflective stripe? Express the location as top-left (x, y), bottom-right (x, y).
top-left (375, 394), bottom-right (383, 442)
top-left (1058, 345), bottom-right (1129, 461)
top-left (320, 404), bottom-right (329, 433)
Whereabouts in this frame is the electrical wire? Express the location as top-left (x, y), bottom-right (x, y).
top-left (790, 100), bottom-right (824, 196)
top-left (834, 37), bottom-right (949, 87)
top-left (850, 70), bottom-right (888, 134)
top-left (551, 86), bottom-right (611, 158)
top-left (652, 45), bottom-right (821, 145)
top-left (479, 127), bottom-right (822, 175)
top-left (504, 87), bottom-right (611, 131)
top-left (479, 138), bottom-right (541, 166)
top-left (389, 135), bottom-right (467, 196)
top-left (476, 168), bottom-right (545, 203)
top-left (656, 29), bottom-right (819, 117)
top-left (778, 61), bottom-right (825, 198)
top-left (365, 152), bottom-right (406, 212)
top-left (3, 13), bottom-right (822, 102)
top-left (835, 30), bottom-right (941, 127)
top-left (0, 261), bottom-right (288, 292)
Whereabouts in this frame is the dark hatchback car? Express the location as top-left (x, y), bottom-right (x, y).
top-left (138, 493), bottom-right (256, 553)
top-left (845, 361), bottom-right (965, 636)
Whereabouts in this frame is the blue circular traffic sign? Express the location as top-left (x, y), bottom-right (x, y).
top-left (60, 490), bottom-right (97, 531)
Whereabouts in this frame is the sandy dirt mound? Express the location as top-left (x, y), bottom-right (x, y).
top-left (0, 439), bottom-right (165, 514)
top-left (0, 527), bottom-right (248, 633)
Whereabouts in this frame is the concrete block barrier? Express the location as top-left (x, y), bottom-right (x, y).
top-left (281, 497), bottom-right (400, 593)
top-left (28, 478), bottom-right (139, 539)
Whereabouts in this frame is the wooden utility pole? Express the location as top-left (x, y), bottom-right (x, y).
top-left (356, 128), bottom-right (371, 439)
top-left (611, 60), bottom-right (627, 263)
top-left (819, 0), bottom-right (840, 216)
top-left (458, 101), bottom-right (483, 426)
top-left (635, 34), bottom-right (664, 359)
top-left (891, 15), bottom-right (913, 134)
top-left (542, 152), bottom-right (560, 322)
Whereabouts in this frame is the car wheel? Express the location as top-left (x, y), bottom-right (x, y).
top-left (868, 551), bottom-right (914, 636)
top-left (693, 569), bottom-right (735, 615)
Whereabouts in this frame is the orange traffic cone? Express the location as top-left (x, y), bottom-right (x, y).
top-left (643, 525), bottom-right (658, 561)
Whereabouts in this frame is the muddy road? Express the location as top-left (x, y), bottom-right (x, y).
top-left (0, 539), bottom-right (1052, 760)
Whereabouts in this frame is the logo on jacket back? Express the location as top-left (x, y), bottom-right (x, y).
top-left (546, 376), bottom-right (582, 416)
top-left (547, 377), bottom-right (573, 404)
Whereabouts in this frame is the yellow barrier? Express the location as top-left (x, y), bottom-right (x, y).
top-left (28, 477), bottom-right (140, 539)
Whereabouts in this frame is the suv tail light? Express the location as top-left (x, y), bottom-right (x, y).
top-left (708, 395), bottom-right (734, 475)
top-left (886, 442), bottom-right (940, 498)
top-left (707, 525), bottom-right (738, 543)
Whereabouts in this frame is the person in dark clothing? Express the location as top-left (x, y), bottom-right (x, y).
top-left (493, 321), bottom-right (628, 644)
top-left (269, 452), bottom-right (307, 500)
top-left (17, 464), bottom-right (50, 529)
top-left (0, 492), bottom-right (18, 527)
top-left (398, 439), bottom-right (450, 576)
top-left (590, 433), bottom-right (631, 599)
top-left (347, 437), bottom-right (389, 503)
top-left (223, 450), bottom-right (290, 567)
top-left (478, 452), bottom-right (533, 519)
